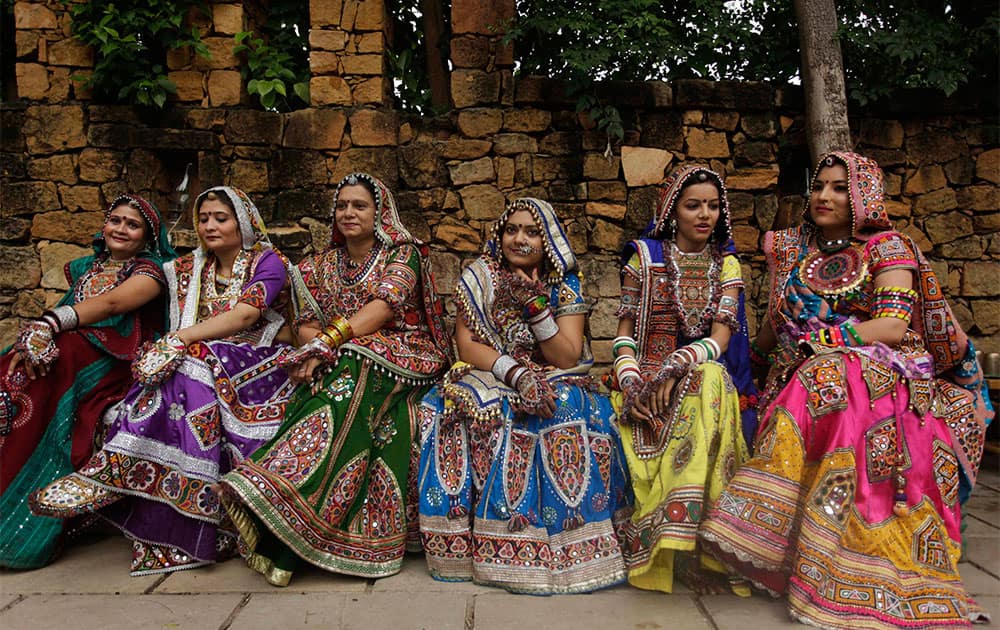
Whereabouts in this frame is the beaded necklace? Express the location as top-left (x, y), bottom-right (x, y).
top-left (337, 243), bottom-right (381, 286)
top-left (666, 242), bottom-right (721, 339)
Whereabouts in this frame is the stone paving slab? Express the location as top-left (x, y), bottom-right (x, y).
top-left (229, 593), bottom-right (348, 629)
top-left (473, 589), bottom-right (709, 630)
top-left (156, 556), bottom-right (368, 594)
top-left (961, 562), bottom-right (1000, 597)
top-left (964, 516), bottom-right (1000, 577)
top-left (0, 536), bottom-right (158, 595)
top-left (342, 592), bottom-right (469, 630)
top-left (0, 594), bottom-right (20, 610)
top-left (370, 553), bottom-right (493, 594)
top-left (0, 594), bottom-right (242, 630)
top-left (965, 485), bottom-right (1000, 519)
top-left (700, 594), bottom-right (798, 629)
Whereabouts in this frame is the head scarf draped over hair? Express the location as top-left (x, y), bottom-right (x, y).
top-left (171, 186), bottom-right (298, 332)
top-left (643, 165), bottom-right (733, 246)
top-left (327, 172), bottom-right (452, 359)
top-left (484, 197), bottom-right (578, 284)
top-left (804, 150), bottom-right (891, 240)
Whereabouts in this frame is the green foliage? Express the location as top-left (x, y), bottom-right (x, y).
top-left (502, 0), bottom-right (998, 138)
top-left (65, 1), bottom-right (209, 109)
top-left (233, 0), bottom-right (310, 111)
top-left (387, 0), bottom-right (449, 114)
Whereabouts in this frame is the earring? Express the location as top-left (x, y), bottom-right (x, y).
top-left (669, 218), bottom-right (677, 238)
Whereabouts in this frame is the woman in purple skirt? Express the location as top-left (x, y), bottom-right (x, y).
top-left (32, 186), bottom-right (298, 575)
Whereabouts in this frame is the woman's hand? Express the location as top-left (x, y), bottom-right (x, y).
top-left (289, 357), bottom-right (322, 385)
top-left (514, 370), bottom-right (558, 419)
top-left (7, 350), bottom-right (47, 380)
top-left (648, 377), bottom-right (677, 418)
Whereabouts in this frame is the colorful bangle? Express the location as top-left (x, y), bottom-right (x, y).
top-left (614, 355), bottom-right (641, 387)
top-left (527, 307), bottom-right (559, 341)
top-left (612, 336), bottom-right (638, 356)
top-left (523, 295), bottom-right (549, 318)
top-left (843, 322), bottom-right (864, 346)
top-left (327, 315), bottom-right (354, 343)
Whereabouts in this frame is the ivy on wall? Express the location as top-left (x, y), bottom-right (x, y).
top-left (66, 0), bottom-right (210, 108)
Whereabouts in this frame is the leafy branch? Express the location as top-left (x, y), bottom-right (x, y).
top-left (233, 30), bottom-right (308, 111)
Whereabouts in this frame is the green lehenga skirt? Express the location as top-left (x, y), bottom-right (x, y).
top-left (220, 354), bottom-right (428, 586)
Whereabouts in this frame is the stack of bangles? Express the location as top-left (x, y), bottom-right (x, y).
top-left (800, 321), bottom-right (864, 348)
top-left (315, 315), bottom-right (354, 349)
top-left (871, 286), bottom-right (918, 322)
top-left (670, 338), bottom-right (720, 365)
top-left (40, 305), bottom-right (79, 333)
top-left (523, 295), bottom-right (558, 341)
top-left (492, 354), bottom-right (528, 389)
top-left (613, 336), bottom-right (640, 386)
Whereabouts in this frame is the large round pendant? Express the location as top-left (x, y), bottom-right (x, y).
top-left (799, 246), bottom-right (867, 297)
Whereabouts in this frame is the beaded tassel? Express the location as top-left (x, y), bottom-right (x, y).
top-left (892, 468), bottom-right (909, 517)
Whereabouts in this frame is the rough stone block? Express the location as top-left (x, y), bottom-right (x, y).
top-left (942, 156), bottom-right (974, 185)
top-left (329, 147), bottom-right (398, 188)
top-left (166, 47), bottom-right (191, 70)
top-left (513, 75), bottom-right (574, 106)
top-left (975, 148), bottom-right (1000, 184)
top-left (341, 53), bottom-right (383, 76)
top-left (310, 29), bottom-right (349, 51)
top-left (496, 157), bottom-right (514, 189)
top-left (227, 160), bottom-right (269, 193)
top-left (639, 112), bottom-right (684, 150)
top-left (732, 225), bottom-right (760, 253)
top-left (585, 202), bottom-right (626, 221)
top-left (458, 108), bottom-right (503, 138)
top-left (310, 76), bottom-right (352, 105)
top-left (539, 131), bottom-right (579, 156)
top-left (270, 149), bottom-right (329, 188)
top-left (59, 185), bottom-right (102, 212)
top-left (903, 165), bottom-right (947, 195)
top-left (15, 62), bottom-right (48, 99)
top-left (451, 69), bottom-right (501, 108)
top-left (352, 76), bottom-right (387, 105)
top-left (282, 109), bottom-right (347, 149)
top-left (621, 146), bottom-right (671, 187)
top-left (582, 154), bottom-right (620, 180)
top-left (310, 0), bottom-right (344, 27)
top-left (924, 211), bottom-right (972, 245)
top-left (14, 2), bottom-right (57, 29)
top-left (884, 199), bottom-right (911, 219)
top-left (724, 167), bottom-right (779, 191)
top-left (276, 189), bottom-right (336, 222)
top-left (913, 188), bottom-right (958, 215)
top-left (460, 184), bottom-right (504, 219)
top-left (865, 149), bottom-right (906, 167)
top-left (225, 110), bottom-right (283, 145)
top-left (533, 155), bottom-right (581, 181)
top-left (15, 30), bottom-right (38, 58)
top-left (961, 262), bottom-right (1000, 297)
top-left (734, 141), bottom-right (775, 165)
top-left (591, 219), bottom-right (625, 252)
top-left (685, 127), bottom-right (729, 158)
top-left (310, 51), bottom-right (341, 75)
top-left (0, 245), bottom-right (42, 289)
top-left (957, 185), bottom-right (998, 212)
top-left (27, 154), bottom-right (76, 184)
top-left (32, 210), bottom-right (104, 245)
top-left (587, 181), bottom-right (626, 201)
top-left (77, 148), bottom-right (123, 183)
top-left (44, 66), bottom-right (71, 101)
top-left (492, 133), bottom-right (536, 155)
top-left (349, 0), bottom-right (385, 30)
top-left (503, 108), bottom-right (551, 133)
top-left (46, 38), bottom-right (93, 67)
top-left (884, 172), bottom-right (903, 196)
top-left (207, 70), bottom-right (241, 106)
top-left (707, 111), bottom-right (739, 132)
top-left (349, 109), bottom-right (397, 146)
top-left (354, 32), bottom-right (384, 54)
top-left (437, 139), bottom-right (492, 160)
top-left (194, 37), bottom-right (240, 70)
top-left (12, 288), bottom-right (47, 318)
top-left (428, 251), bottom-right (461, 295)
top-left (450, 36), bottom-right (491, 69)
top-left (740, 113), bottom-right (776, 139)
top-left (212, 3), bottom-right (244, 34)
top-left (675, 79), bottom-right (773, 110)
top-left (434, 216), bottom-right (481, 252)
top-left (937, 235), bottom-right (985, 259)
top-left (3, 180), bottom-right (60, 215)
top-left (859, 118), bottom-right (904, 148)
top-left (514, 154), bottom-right (532, 185)
top-left (39, 242), bottom-right (91, 290)
top-left (972, 300), bottom-right (1000, 335)
top-left (449, 157), bottom-right (494, 186)
top-left (169, 70), bottom-right (205, 102)
top-left (399, 143), bottom-right (447, 188)
top-left (451, 0), bottom-right (515, 35)
top-left (754, 194), bottom-right (779, 232)
top-left (908, 131), bottom-right (964, 166)
top-left (0, 216), bottom-right (32, 240)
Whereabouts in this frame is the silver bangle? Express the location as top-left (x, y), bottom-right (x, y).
top-left (491, 354), bottom-right (518, 384)
top-left (528, 309), bottom-right (559, 342)
top-left (46, 305), bottom-right (79, 332)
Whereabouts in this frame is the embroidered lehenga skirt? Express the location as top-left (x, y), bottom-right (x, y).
top-left (700, 349), bottom-right (988, 628)
top-left (615, 361), bottom-right (749, 593)
top-left (30, 340), bottom-right (293, 575)
top-left (220, 354), bottom-right (427, 585)
top-left (418, 378), bottom-right (632, 594)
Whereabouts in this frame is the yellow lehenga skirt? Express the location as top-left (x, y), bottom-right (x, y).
top-left (613, 361), bottom-right (750, 593)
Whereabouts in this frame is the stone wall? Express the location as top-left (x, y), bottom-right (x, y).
top-left (2, 0), bottom-right (998, 361)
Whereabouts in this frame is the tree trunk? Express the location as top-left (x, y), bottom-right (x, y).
top-left (420, 0), bottom-right (450, 110)
top-left (793, 0), bottom-right (851, 162)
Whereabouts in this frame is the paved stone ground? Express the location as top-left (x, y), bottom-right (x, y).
top-left (2, 459), bottom-right (997, 630)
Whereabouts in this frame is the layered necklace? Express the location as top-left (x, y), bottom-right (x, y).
top-left (666, 242), bottom-right (721, 338)
top-left (798, 231), bottom-right (866, 300)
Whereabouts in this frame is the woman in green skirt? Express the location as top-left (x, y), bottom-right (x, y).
top-left (220, 173), bottom-right (451, 586)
